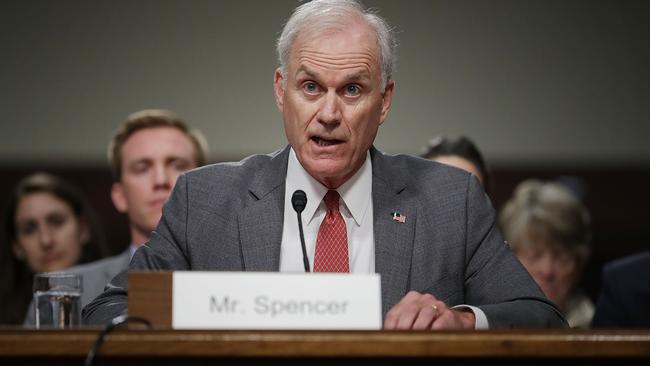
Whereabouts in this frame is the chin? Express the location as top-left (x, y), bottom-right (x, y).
top-left (307, 161), bottom-right (347, 178)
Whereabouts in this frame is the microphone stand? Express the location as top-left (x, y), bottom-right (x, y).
top-left (291, 190), bottom-right (310, 272)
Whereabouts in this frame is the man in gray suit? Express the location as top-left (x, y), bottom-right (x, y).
top-left (84, 0), bottom-right (565, 329)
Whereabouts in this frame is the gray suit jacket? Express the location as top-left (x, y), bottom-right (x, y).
top-left (83, 146), bottom-right (566, 328)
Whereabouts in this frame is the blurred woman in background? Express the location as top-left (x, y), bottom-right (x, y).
top-left (420, 136), bottom-right (491, 196)
top-left (0, 172), bottom-right (107, 324)
top-left (500, 180), bottom-right (593, 328)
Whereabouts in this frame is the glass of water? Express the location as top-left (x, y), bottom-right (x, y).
top-left (33, 272), bottom-right (83, 329)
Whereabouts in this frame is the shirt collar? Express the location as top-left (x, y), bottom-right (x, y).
top-left (129, 243), bottom-right (139, 259)
top-left (286, 148), bottom-right (372, 227)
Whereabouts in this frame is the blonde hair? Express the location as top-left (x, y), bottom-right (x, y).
top-left (499, 180), bottom-right (591, 268)
top-left (107, 109), bottom-right (208, 181)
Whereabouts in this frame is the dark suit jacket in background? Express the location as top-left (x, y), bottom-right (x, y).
top-left (591, 251), bottom-right (650, 327)
top-left (83, 146), bottom-right (566, 328)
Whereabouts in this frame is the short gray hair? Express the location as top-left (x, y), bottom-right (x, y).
top-left (276, 0), bottom-right (397, 91)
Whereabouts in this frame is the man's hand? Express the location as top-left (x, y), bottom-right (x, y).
top-left (383, 291), bottom-right (476, 330)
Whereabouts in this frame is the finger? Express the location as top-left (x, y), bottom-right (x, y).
top-left (384, 307), bottom-right (400, 329)
top-left (384, 291), bottom-right (423, 329)
top-left (431, 311), bottom-right (453, 330)
top-left (394, 301), bottom-right (422, 329)
top-left (431, 308), bottom-right (473, 330)
top-left (396, 294), bottom-right (438, 330)
top-left (411, 303), bottom-right (438, 330)
top-left (428, 301), bottom-right (451, 329)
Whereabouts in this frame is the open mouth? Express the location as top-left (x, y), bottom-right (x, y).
top-left (311, 136), bottom-right (343, 147)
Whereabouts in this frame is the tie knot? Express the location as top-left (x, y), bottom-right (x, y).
top-left (323, 190), bottom-right (340, 213)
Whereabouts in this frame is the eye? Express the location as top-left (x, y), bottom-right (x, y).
top-left (18, 221), bottom-right (38, 236)
top-left (46, 213), bottom-right (67, 228)
top-left (302, 82), bottom-right (320, 94)
top-left (169, 158), bottom-right (191, 172)
top-left (130, 161), bottom-right (151, 174)
top-left (344, 84), bottom-right (361, 97)
top-left (522, 248), bottom-right (542, 260)
top-left (554, 251), bottom-right (575, 267)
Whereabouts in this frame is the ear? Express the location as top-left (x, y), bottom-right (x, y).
top-left (379, 80), bottom-right (395, 125)
top-left (111, 182), bottom-right (129, 214)
top-left (12, 241), bottom-right (25, 261)
top-left (273, 68), bottom-right (285, 113)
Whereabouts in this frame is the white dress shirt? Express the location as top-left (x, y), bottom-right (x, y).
top-left (280, 148), bottom-right (374, 273)
top-left (279, 148), bottom-right (488, 329)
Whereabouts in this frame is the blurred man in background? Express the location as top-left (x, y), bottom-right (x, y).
top-left (25, 109), bottom-right (208, 325)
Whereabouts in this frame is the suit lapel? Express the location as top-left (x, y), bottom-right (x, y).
top-left (238, 147), bottom-right (289, 271)
top-left (371, 148), bottom-right (416, 315)
top-left (237, 145), bottom-right (417, 312)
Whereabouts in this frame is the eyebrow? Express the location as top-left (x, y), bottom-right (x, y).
top-left (127, 158), bottom-right (152, 166)
top-left (127, 155), bottom-right (191, 165)
top-left (296, 65), bottom-right (316, 78)
top-left (296, 65), bottom-right (371, 83)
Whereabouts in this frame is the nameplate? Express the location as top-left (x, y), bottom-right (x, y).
top-left (172, 272), bottom-right (382, 330)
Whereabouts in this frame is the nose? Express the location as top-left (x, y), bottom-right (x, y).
top-left (153, 164), bottom-right (172, 190)
top-left (316, 90), bottom-right (342, 125)
top-left (535, 252), bottom-right (556, 282)
top-left (38, 227), bottom-right (54, 248)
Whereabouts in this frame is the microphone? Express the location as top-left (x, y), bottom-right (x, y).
top-left (291, 190), bottom-right (310, 272)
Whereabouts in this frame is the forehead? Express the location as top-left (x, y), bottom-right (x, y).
top-left (518, 226), bottom-right (573, 253)
top-left (121, 126), bottom-right (195, 161)
top-left (289, 21), bottom-right (380, 76)
top-left (16, 192), bottom-right (70, 218)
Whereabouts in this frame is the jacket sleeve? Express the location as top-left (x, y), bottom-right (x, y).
top-left (462, 175), bottom-right (567, 328)
top-left (82, 174), bottom-right (192, 325)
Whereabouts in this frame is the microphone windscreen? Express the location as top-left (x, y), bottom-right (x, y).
top-left (291, 190), bottom-right (307, 213)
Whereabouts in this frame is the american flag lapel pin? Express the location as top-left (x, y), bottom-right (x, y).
top-left (391, 211), bottom-right (406, 223)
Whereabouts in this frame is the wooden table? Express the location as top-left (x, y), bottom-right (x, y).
top-left (1, 328), bottom-right (649, 366)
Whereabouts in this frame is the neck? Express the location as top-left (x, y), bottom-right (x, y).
top-left (130, 227), bottom-right (150, 247)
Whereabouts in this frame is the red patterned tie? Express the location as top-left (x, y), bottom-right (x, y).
top-left (313, 190), bottom-right (349, 272)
